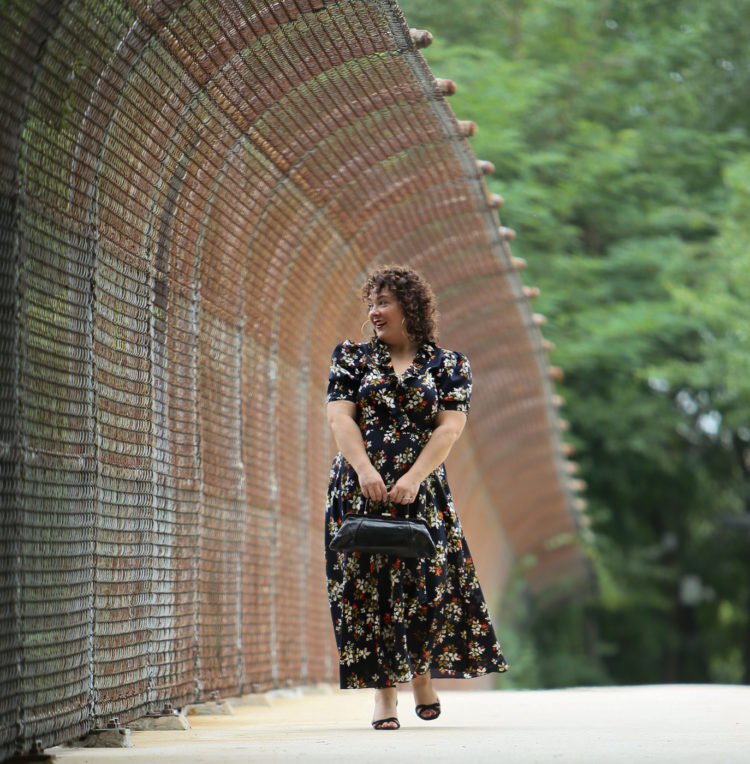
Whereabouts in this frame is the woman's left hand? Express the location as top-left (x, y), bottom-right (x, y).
top-left (389, 474), bottom-right (421, 505)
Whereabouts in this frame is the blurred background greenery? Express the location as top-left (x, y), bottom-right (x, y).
top-left (398, 0), bottom-right (750, 687)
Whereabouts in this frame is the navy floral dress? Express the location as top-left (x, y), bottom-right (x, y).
top-left (325, 338), bottom-right (509, 689)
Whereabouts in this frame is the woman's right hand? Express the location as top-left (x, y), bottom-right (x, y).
top-left (357, 464), bottom-right (389, 502)
top-left (326, 401), bottom-right (388, 502)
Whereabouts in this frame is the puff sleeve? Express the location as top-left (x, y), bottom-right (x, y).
top-left (436, 350), bottom-right (472, 414)
top-left (326, 340), bottom-right (365, 403)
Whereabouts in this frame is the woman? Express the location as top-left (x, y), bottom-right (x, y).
top-left (325, 265), bottom-right (508, 730)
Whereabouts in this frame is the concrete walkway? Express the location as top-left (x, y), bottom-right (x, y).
top-left (51, 684), bottom-right (750, 763)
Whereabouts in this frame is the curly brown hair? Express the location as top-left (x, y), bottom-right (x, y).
top-left (361, 264), bottom-right (439, 344)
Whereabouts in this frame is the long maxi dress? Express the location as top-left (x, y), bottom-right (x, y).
top-left (325, 337), bottom-right (509, 689)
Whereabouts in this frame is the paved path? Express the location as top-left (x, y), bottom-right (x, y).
top-left (51, 684), bottom-right (750, 763)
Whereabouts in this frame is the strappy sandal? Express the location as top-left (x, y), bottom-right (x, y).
top-left (415, 701), bottom-right (441, 721)
top-left (371, 717), bottom-right (400, 730)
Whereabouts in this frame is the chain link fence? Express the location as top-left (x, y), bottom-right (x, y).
top-left (0, 0), bottom-right (588, 757)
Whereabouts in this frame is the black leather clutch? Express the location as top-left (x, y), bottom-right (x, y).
top-left (329, 506), bottom-right (436, 559)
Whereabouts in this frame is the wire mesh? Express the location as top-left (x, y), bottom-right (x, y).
top-left (0, 0), bottom-right (589, 756)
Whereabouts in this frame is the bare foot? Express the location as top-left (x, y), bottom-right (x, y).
top-left (411, 673), bottom-right (440, 719)
top-left (372, 687), bottom-right (399, 729)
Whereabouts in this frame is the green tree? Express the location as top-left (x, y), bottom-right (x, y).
top-left (399, 0), bottom-right (750, 686)
top-left (645, 156), bottom-right (750, 682)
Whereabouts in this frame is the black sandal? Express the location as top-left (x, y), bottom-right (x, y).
top-left (415, 701), bottom-right (441, 721)
top-left (372, 717), bottom-right (400, 730)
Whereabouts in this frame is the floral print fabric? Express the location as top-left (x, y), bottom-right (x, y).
top-left (325, 338), bottom-right (509, 689)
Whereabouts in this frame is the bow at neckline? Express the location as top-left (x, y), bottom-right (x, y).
top-left (367, 338), bottom-right (437, 382)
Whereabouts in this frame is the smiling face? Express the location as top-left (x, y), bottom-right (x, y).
top-left (367, 288), bottom-right (406, 346)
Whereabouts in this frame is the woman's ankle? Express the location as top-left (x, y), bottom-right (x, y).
top-left (375, 686), bottom-right (398, 699)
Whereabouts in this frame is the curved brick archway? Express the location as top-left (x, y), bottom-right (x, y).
top-left (0, 0), bottom-right (588, 756)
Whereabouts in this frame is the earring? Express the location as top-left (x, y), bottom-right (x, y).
top-left (401, 318), bottom-right (415, 342)
top-left (361, 319), bottom-right (372, 338)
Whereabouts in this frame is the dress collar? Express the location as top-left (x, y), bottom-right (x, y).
top-left (366, 338), bottom-right (437, 380)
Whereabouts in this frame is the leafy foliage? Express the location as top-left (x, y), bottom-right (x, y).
top-left (399, 0), bottom-right (750, 686)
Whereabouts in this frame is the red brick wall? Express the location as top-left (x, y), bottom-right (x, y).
top-left (0, 1), bottom-right (589, 757)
